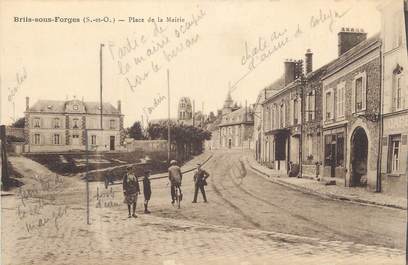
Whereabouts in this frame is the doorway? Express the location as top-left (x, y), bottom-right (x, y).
top-left (228, 139), bottom-right (232, 149)
top-left (351, 127), bottom-right (368, 187)
top-left (72, 134), bottom-right (80, 146)
top-left (110, 136), bottom-right (115, 151)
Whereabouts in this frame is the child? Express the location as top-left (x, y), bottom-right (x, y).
top-left (143, 170), bottom-right (152, 214)
top-left (123, 166), bottom-right (140, 218)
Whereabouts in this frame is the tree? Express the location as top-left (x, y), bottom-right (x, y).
top-left (12, 117), bottom-right (25, 128)
top-left (128, 121), bottom-right (144, 140)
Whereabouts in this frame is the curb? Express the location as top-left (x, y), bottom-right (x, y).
top-left (246, 158), bottom-right (406, 210)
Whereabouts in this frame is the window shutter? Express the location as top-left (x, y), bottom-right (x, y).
top-left (311, 93), bottom-right (315, 120)
top-left (290, 100), bottom-right (294, 125)
top-left (336, 89), bottom-right (339, 119)
top-left (298, 98), bottom-right (302, 124)
top-left (351, 80), bottom-right (356, 113)
top-left (323, 91), bottom-right (326, 121)
top-left (362, 73), bottom-right (367, 110)
top-left (305, 96), bottom-right (309, 122)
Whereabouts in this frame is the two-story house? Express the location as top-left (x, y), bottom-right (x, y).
top-left (378, 0), bottom-right (408, 197)
top-left (262, 60), bottom-right (303, 173)
top-left (321, 29), bottom-right (382, 191)
top-left (218, 92), bottom-right (254, 149)
top-left (24, 97), bottom-right (124, 152)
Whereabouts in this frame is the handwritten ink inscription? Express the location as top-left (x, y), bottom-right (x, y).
top-left (8, 67), bottom-right (27, 103)
top-left (231, 7), bottom-right (351, 92)
top-left (16, 174), bottom-right (69, 233)
top-left (108, 7), bottom-right (206, 93)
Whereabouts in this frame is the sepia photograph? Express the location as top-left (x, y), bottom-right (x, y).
top-left (0, 0), bottom-right (407, 264)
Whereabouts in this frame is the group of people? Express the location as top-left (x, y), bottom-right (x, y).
top-left (122, 160), bottom-right (210, 218)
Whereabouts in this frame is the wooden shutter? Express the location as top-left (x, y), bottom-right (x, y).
top-left (323, 90), bottom-right (326, 121)
top-left (305, 96), bottom-right (309, 122)
top-left (298, 98), bottom-right (302, 124)
top-left (290, 100), bottom-right (294, 125)
top-left (351, 79), bottom-right (356, 113)
top-left (362, 73), bottom-right (367, 111)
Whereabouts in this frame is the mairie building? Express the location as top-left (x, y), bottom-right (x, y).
top-left (24, 97), bottom-right (125, 152)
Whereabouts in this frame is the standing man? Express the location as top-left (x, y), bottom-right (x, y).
top-left (192, 163), bottom-right (209, 203)
top-left (123, 166), bottom-right (140, 218)
top-left (168, 160), bottom-right (183, 204)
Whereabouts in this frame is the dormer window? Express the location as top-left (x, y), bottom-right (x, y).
top-left (73, 105), bottom-right (79, 110)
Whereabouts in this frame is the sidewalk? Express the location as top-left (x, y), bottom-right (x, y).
top-left (246, 155), bottom-right (407, 210)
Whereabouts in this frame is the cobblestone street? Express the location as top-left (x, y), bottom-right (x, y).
top-left (1, 150), bottom-right (406, 265)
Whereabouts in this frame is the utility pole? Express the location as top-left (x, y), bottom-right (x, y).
top-left (100, 43), bottom-right (104, 130)
top-left (85, 129), bottom-right (90, 225)
top-left (167, 69), bottom-right (171, 163)
top-left (192, 100), bottom-right (195, 127)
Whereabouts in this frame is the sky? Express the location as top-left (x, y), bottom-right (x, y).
top-left (0, 0), bottom-right (382, 127)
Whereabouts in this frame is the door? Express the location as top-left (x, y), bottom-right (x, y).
top-left (228, 139), bottom-right (232, 149)
top-left (110, 136), bottom-right (115, 151)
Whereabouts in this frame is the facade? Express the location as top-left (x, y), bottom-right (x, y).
top-left (301, 51), bottom-right (327, 178)
top-left (378, 0), bottom-right (408, 197)
top-left (218, 93), bottom-right (254, 149)
top-left (178, 97), bottom-right (193, 121)
top-left (24, 97), bottom-right (124, 152)
top-left (253, 81), bottom-right (282, 161)
top-left (262, 60), bottom-right (303, 173)
top-left (321, 30), bottom-right (382, 191)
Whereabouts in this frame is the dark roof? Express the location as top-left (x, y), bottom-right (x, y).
top-left (322, 33), bottom-right (381, 79)
top-left (27, 100), bottom-right (120, 115)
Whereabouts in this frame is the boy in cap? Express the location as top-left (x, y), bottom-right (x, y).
top-left (143, 169), bottom-right (152, 214)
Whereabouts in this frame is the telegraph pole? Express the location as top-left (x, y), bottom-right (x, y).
top-left (167, 69), bottom-right (171, 163)
top-left (100, 43), bottom-right (104, 130)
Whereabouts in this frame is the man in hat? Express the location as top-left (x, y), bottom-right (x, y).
top-left (192, 163), bottom-right (209, 203)
top-left (168, 160), bottom-right (183, 204)
top-left (122, 166), bottom-right (140, 218)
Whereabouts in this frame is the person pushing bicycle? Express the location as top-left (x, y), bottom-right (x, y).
top-left (168, 160), bottom-right (183, 204)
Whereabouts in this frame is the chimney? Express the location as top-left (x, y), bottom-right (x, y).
top-left (305, 49), bottom-right (313, 74)
top-left (25, 97), bottom-right (29, 111)
top-left (117, 100), bottom-right (121, 113)
top-left (338, 27), bottom-right (367, 56)
top-left (284, 59), bottom-right (296, 85)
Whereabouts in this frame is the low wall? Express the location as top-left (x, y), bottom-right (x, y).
top-left (6, 126), bottom-right (24, 139)
top-left (124, 139), bottom-right (167, 152)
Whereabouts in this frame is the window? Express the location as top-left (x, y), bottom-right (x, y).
top-left (394, 74), bottom-right (403, 111)
top-left (324, 133), bottom-right (344, 167)
top-left (34, 118), bottom-right (40, 128)
top-left (355, 77), bottom-right (363, 111)
top-left (306, 91), bottom-right (315, 121)
top-left (91, 135), bottom-right (97, 145)
top-left (324, 135), bottom-right (332, 165)
top-left (73, 118), bottom-right (79, 129)
top-left (336, 83), bottom-right (345, 118)
top-left (388, 135), bottom-right (401, 173)
top-left (54, 118), bottom-right (60, 128)
top-left (73, 105), bottom-right (79, 110)
top-left (271, 107), bottom-right (275, 129)
top-left (110, 120), bottom-right (115, 129)
top-left (325, 90), bottom-right (333, 120)
top-left (293, 99), bottom-right (298, 125)
top-left (352, 73), bottom-right (366, 113)
top-left (34, 134), bottom-right (41, 145)
top-left (280, 103), bottom-right (285, 128)
top-left (53, 134), bottom-right (60, 145)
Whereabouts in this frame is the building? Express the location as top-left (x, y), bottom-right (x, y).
top-left (378, 0), bottom-right (408, 197)
top-left (262, 60), bottom-right (303, 173)
top-left (254, 78), bottom-right (284, 163)
top-left (218, 92), bottom-right (254, 149)
top-left (178, 97), bottom-right (193, 121)
top-left (24, 97), bottom-right (124, 152)
top-left (300, 49), bottom-right (326, 178)
top-left (321, 29), bottom-right (382, 191)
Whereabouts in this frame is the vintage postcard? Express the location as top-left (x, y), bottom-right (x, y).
top-left (0, 0), bottom-right (407, 264)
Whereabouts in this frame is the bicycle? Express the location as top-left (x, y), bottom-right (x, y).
top-left (169, 182), bottom-right (182, 209)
